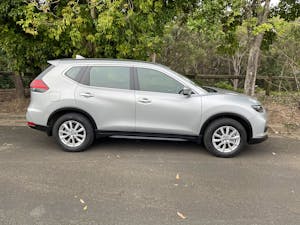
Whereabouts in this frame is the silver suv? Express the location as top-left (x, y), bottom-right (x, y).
top-left (26, 58), bottom-right (268, 157)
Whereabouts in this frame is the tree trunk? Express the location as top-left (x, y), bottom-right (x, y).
top-left (244, 0), bottom-right (271, 96)
top-left (86, 0), bottom-right (97, 19)
top-left (13, 72), bottom-right (25, 99)
top-left (265, 75), bottom-right (272, 96)
top-left (232, 53), bottom-right (244, 90)
top-left (244, 37), bottom-right (263, 96)
top-left (151, 53), bottom-right (156, 63)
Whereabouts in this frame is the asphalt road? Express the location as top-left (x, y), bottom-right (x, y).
top-left (0, 126), bottom-right (299, 225)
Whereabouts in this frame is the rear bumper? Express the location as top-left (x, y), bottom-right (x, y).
top-left (27, 122), bottom-right (51, 135)
top-left (248, 134), bottom-right (268, 144)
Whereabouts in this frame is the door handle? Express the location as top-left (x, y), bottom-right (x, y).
top-left (80, 92), bottom-right (94, 98)
top-left (138, 98), bottom-right (151, 104)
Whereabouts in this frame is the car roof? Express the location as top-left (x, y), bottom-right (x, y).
top-left (47, 58), bottom-right (169, 69)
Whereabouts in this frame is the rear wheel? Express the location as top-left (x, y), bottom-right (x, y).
top-left (53, 113), bottom-right (94, 152)
top-left (203, 118), bottom-right (247, 157)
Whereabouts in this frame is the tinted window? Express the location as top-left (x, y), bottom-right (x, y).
top-left (65, 66), bottom-right (84, 82)
top-left (89, 66), bottom-right (130, 90)
top-left (137, 68), bottom-right (184, 94)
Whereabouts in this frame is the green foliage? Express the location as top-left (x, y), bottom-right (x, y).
top-left (214, 81), bottom-right (244, 92)
top-left (16, 0), bottom-right (196, 59)
top-left (0, 0), bottom-right (55, 73)
top-left (188, 0), bottom-right (245, 56)
top-left (158, 22), bottom-right (223, 75)
top-left (253, 23), bottom-right (274, 35)
top-left (275, 0), bottom-right (300, 21)
top-left (214, 81), bottom-right (235, 90)
top-left (0, 0), bottom-right (299, 93)
top-left (260, 19), bottom-right (300, 75)
top-left (0, 75), bottom-right (14, 89)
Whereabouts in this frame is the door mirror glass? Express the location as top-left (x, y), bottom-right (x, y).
top-left (182, 87), bottom-right (192, 96)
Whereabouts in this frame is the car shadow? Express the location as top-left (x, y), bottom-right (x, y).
top-left (88, 136), bottom-right (266, 158)
top-left (89, 136), bottom-right (207, 154)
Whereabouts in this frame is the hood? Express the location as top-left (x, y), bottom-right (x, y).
top-left (203, 86), bottom-right (242, 95)
top-left (202, 86), bottom-right (260, 104)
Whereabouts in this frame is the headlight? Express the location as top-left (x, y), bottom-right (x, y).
top-left (251, 105), bottom-right (264, 113)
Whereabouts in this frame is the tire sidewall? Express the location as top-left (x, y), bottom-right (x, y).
top-left (53, 113), bottom-right (94, 152)
top-left (203, 118), bottom-right (247, 157)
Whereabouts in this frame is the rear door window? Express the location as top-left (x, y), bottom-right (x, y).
top-left (88, 66), bottom-right (131, 90)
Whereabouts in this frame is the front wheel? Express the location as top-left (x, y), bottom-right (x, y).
top-left (203, 118), bottom-right (247, 157)
top-left (53, 113), bottom-right (94, 152)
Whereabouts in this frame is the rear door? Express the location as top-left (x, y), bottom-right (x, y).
top-left (134, 67), bottom-right (202, 136)
top-left (75, 65), bottom-right (135, 131)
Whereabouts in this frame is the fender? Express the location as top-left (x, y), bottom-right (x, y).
top-left (200, 112), bottom-right (253, 141)
top-left (46, 107), bottom-right (98, 136)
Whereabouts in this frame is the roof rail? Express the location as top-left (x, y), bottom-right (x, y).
top-left (75, 55), bottom-right (85, 59)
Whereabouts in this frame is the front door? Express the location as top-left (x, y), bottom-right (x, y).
top-left (134, 67), bottom-right (202, 136)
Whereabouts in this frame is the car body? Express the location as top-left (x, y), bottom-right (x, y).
top-left (26, 58), bottom-right (268, 157)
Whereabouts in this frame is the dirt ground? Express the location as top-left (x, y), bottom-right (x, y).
top-left (260, 94), bottom-right (300, 140)
top-left (0, 94), bottom-right (299, 139)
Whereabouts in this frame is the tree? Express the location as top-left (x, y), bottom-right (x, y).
top-left (0, 0), bottom-right (197, 98)
top-left (158, 20), bottom-right (231, 77)
top-left (244, 0), bottom-right (271, 96)
top-left (259, 18), bottom-right (300, 91)
top-left (187, 0), bottom-right (300, 95)
top-left (0, 0), bottom-right (55, 98)
top-left (17, 0), bottom-right (196, 60)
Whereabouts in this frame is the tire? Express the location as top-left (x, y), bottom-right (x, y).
top-left (52, 113), bottom-right (95, 152)
top-left (203, 118), bottom-right (247, 158)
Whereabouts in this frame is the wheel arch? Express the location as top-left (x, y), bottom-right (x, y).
top-left (47, 107), bottom-right (97, 136)
top-left (200, 113), bottom-right (253, 142)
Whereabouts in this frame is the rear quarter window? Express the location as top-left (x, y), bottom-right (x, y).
top-left (65, 66), bottom-right (85, 82)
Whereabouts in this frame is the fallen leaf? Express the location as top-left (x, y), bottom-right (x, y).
top-left (80, 199), bottom-right (85, 204)
top-left (176, 173), bottom-right (180, 180)
top-left (177, 211), bottom-right (186, 219)
top-left (83, 205), bottom-right (88, 211)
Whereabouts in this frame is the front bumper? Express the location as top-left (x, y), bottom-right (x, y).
top-left (248, 134), bottom-right (268, 144)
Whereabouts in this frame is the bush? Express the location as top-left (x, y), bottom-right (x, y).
top-left (0, 75), bottom-right (14, 89)
top-left (214, 81), bottom-right (234, 90)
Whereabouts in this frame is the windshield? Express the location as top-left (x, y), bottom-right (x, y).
top-left (173, 71), bottom-right (197, 85)
top-left (164, 67), bottom-right (196, 85)
top-left (164, 67), bottom-right (208, 93)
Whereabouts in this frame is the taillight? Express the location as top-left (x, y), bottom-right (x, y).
top-left (30, 79), bottom-right (49, 93)
top-left (27, 122), bottom-right (36, 127)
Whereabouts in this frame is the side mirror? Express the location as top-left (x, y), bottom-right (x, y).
top-left (182, 87), bottom-right (192, 96)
